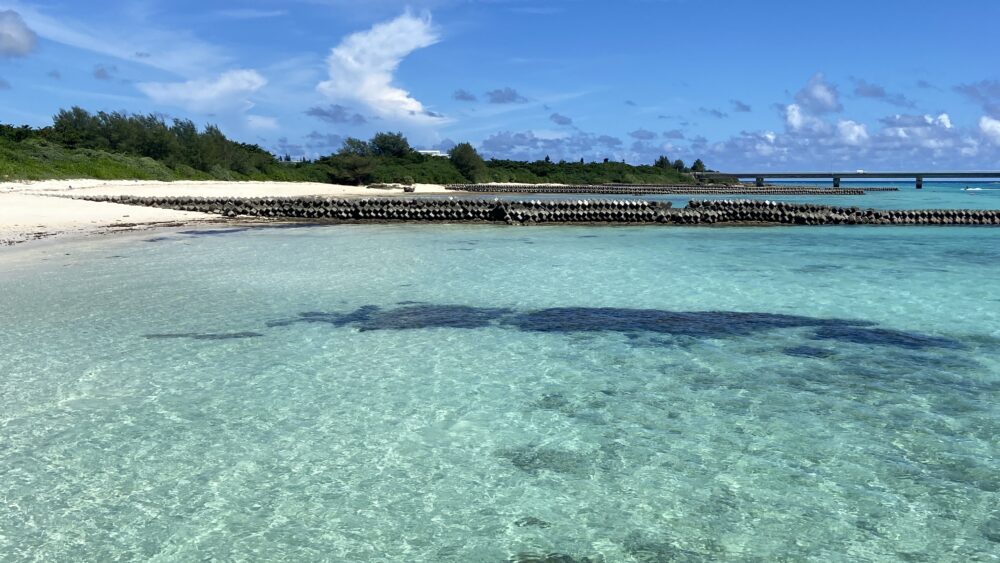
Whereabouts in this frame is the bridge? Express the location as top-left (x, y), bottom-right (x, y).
top-left (696, 171), bottom-right (1000, 189)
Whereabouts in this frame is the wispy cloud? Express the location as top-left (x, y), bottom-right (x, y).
top-left (453, 88), bottom-right (477, 102)
top-left (852, 78), bottom-right (915, 108)
top-left (306, 104), bottom-right (367, 125)
top-left (137, 69), bottom-right (266, 113)
top-left (247, 115), bottom-right (279, 130)
top-left (0, 9), bottom-right (36, 57)
top-left (317, 11), bottom-right (444, 124)
top-left (485, 87), bottom-right (527, 104)
top-left (214, 9), bottom-right (288, 19)
top-left (955, 80), bottom-right (1000, 116)
top-left (549, 112), bottom-right (572, 126)
top-left (5, 2), bottom-right (230, 77)
top-left (93, 64), bottom-right (117, 81)
top-left (698, 107), bottom-right (728, 119)
top-left (730, 99), bottom-right (751, 113)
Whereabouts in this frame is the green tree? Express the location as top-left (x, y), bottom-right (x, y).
top-left (448, 142), bottom-right (487, 182)
top-left (52, 107), bottom-right (103, 149)
top-left (320, 154), bottom-right (376, 185)
top-left (691, 159), bottom-right (706, 172)
top-left (654, 155), bottom-right (671, 169)
top-left (672, 159), bottom-right (686, 172)
top-left (339, 137), bottom-right (372, 157)
top-left (370, 132), bottom-right (411, 158)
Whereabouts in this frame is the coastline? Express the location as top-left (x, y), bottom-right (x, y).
top-left (5, 178), bottom-right (1000, 252)
top-left (0, 179), bottom-right (450, 247)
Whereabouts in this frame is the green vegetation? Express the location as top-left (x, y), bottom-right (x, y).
top-left (317, 133), bottom-right (467, 185)
top-left (2, 107), bottom-right (716, 185)
top-left (449, 142), bottom-right (488, 182)
top-left (1, 109), bottom-right (325, 182)
top-left (482, 158), bottom-right (691, 184)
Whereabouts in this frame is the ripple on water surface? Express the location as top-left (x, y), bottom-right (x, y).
top-left (1, 223), bottom-right (998, 561)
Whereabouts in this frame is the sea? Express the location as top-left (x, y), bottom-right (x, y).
top-left (1, 181), bottom-right (998, 561)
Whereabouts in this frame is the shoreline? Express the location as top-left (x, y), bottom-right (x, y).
top-left (4, 179), bottom-right (1000, 252)
top-left (0, 179), bottom-right (451, 247)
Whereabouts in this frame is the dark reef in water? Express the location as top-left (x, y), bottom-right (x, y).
top-left (496, 445), bottom-right (595, 476)
top-left (513, 516), bottom-right (552, 529)
top-left (177, 228), bottom-right (251, 236)
top-left (151, 303), bottom-right (963, 353)
top-left (783, 345), bottom-right (836, 358)
top-left (502, 307), bottom-right (873, 338)
top-left (268, 305), bottom-right (510, 331)
top-left (811, 325), bottom-right (963, 350)
top-left (270, 304), bottom-right (878, 340)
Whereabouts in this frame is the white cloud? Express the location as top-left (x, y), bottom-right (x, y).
top-left (960, 139), bottom-right (980, 157)
top-left (0, 9), bottom-right (36, 57)
top-left (317, 12), bottom-right (444, 124)
top-left (837, 120), bottom-right (869, 145)
top-left (784, 104), bottom-right (826, 133)
top-left (794, 73), bottom-right (842, 114)
top-left (247, 115), bottom-right (279, 130)
top-left (5, 2), bottom-right (229, 76)
top-left (980, 116), bottom-right (1000, 144)
top-left (137, 69), bottom-right (266, 113)
top-left (933, 113), bottom-right (952, 129)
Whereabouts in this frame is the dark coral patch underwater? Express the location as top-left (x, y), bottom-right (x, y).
top-left (157, 303), bottom-right (964, 353)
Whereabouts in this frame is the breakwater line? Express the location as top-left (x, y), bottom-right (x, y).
top-left (66, 195), bottom-right (1000, 226)
top-left (444, 184), bottom-right (895, 196)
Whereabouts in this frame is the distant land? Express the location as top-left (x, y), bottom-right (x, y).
top-left (1, 108), bottom-right (716, 186)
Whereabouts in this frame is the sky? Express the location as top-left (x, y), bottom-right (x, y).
top-left (2, 0), bottom-right (1000, 169)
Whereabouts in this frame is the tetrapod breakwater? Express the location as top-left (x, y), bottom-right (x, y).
top-left (67, 195), bottom-right (1000, 226)
top-left (444, 184), bottom-right (894, 196)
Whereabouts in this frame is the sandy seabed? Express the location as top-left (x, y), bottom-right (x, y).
top-left (0, 179), bottom-right (450, 247)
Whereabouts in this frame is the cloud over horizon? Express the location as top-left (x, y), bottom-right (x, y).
top-left (317, 12), bottom-right (444, 124)
top-left (137, 69), bottom-right (267, 113)
top-left (794, 73), bottom-right (842, 114)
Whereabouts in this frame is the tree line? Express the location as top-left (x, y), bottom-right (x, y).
top-left (1, 108), bottom-right (716, 185)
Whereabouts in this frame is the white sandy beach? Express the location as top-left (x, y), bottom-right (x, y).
top-left (0, 179), bottom-right (450, 246)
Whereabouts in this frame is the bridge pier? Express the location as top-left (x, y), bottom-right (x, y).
top-left (916, 177), bottom-right (923, 189)
top-left (833, 177), bottom-right (841, 188)
top-left (755, 177), bottom-right (764, 187)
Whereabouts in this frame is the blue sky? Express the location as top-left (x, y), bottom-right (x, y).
top-left (2, 0), bottom-right (1000, 169)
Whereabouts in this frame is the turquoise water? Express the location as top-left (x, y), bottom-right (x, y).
top-left (2, 223), bottom-right (999, 561)
top-left (480, 181), bottom-right (1000, 211)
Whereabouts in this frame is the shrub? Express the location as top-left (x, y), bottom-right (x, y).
top-left (449, 142), bottom-right (487, 182)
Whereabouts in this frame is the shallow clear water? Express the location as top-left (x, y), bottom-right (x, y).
top-left (2, 223), bottom-right (999, 561)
